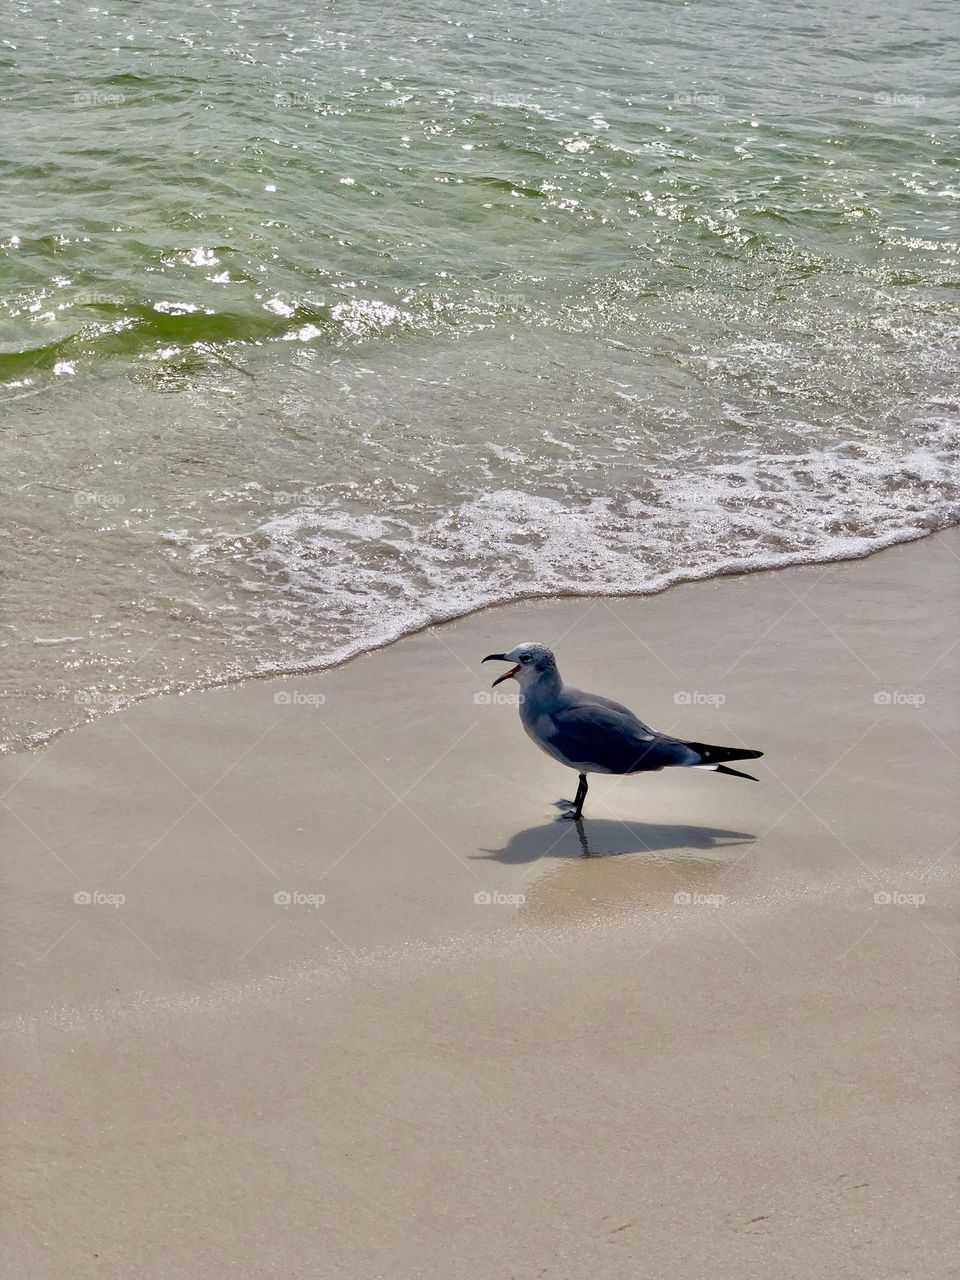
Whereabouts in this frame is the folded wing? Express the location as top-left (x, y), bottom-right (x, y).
top-left (547, 700), bottom-right (699, 774)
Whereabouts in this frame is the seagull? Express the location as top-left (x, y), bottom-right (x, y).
top-left (482, 642), bottom-right (763, 820)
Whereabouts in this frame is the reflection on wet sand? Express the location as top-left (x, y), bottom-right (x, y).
top-left (477, 818), bottom-right (755, 924)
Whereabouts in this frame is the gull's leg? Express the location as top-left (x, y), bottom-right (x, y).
top-left (575, 773), bottom-right (589, 818)
top-left (562, 773), bottom-right (588, 820)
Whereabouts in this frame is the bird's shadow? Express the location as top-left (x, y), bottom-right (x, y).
top-left (477, 816), bottom-right (755, 864)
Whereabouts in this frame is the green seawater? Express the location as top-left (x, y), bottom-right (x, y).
top-left (3, 0), bottom-right (958, 384)
top-left (1, 0), bottom-right (958, 748)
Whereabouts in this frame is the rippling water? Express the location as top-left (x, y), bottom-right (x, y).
top-left (2, 0), bottom-right (959, 749)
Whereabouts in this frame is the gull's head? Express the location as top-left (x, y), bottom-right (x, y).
top-left (482, 642), bottom-right (558, 688)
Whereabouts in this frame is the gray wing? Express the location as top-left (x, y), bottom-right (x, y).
top-left (547, 698), bottom-right (699, 774)
top-left (564, 688), bottom-right (656, 733)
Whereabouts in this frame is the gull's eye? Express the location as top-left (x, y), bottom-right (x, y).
top-left (519, 654), bottom-right (531, 664)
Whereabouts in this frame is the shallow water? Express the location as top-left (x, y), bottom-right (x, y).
top-left (2, 0), bottom-right (959, 749)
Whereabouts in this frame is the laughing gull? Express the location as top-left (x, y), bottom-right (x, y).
top-left (482, 642), bottom-right (763, 819)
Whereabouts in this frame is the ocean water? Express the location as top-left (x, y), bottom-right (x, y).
top-left (2, 0), bottom-right (959, 750)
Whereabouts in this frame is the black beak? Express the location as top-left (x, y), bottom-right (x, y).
top-left (482, 653), bottom-right (520, 688)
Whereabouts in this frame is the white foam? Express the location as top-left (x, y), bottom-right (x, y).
top-left (219, 425), bottom-right (958, 687)
top-left (4, 407), bottom-right (957, 754)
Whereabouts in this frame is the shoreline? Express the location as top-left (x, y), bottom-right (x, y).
top-left (7, 517), bottom-right (955, 758)
top-left (3, 528), bottom-right (958, 1278)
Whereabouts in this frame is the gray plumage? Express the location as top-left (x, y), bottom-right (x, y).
top-left (482, 642), bottom-right (762, 819)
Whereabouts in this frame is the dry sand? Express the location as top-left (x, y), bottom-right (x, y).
top-left (2, 530), bottom-right (959, 1279)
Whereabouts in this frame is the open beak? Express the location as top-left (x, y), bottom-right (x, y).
top-left (482, 653), bottom-right (521, 688)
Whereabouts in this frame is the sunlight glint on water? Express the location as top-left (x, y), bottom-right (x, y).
top-left (1, 0), bottom-right (958, 749)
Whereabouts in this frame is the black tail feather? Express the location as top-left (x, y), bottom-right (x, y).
top-left (684, 741), bottom-right (763, 782)
top-left (684, 740), bottom-right (763, 766)
top-left (714, 762), bottom-right (760, 782)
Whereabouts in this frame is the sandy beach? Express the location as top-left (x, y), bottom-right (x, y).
top-left (2, 530), bottom-right (958, 1279)
top-left (6, 4), bottom-right (958, 1273)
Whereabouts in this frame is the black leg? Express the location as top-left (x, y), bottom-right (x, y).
top-left (562, 773), bottom-right (589, 820)
top-left (576, 773), bottom-right (588, 818)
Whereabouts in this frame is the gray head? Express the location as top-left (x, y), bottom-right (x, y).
top-left (482, 642), bottom-right (559, 690)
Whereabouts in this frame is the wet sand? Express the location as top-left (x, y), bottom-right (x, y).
top-left (2, 530), bottom-right (958, 1278)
